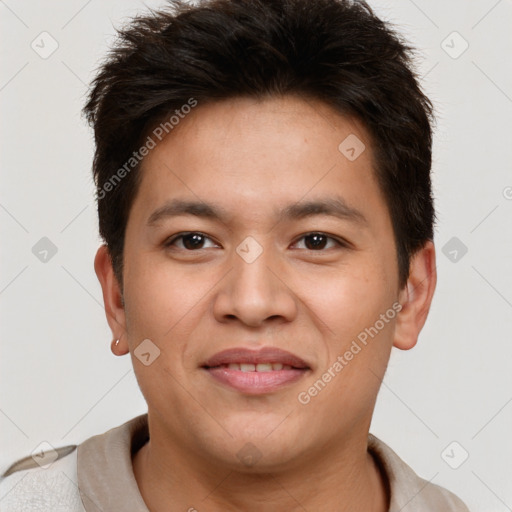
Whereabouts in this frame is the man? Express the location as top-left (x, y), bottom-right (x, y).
top-left (0, 0), bottom-right (470, 510)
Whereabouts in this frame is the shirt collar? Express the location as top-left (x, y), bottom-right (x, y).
top-left (77, 413), bottom-right (463, 512)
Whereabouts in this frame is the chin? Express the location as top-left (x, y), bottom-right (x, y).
top-left (207, 416), bottom-right (306, 467)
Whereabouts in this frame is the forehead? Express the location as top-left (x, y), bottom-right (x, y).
top-left (130, 95), bottom-right (387, 227)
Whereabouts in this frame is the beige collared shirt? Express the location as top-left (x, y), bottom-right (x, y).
top-left (0, 413), bottom-right (470, 511)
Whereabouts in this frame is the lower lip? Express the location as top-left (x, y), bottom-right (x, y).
top-left (204, 367), bottom-right (308, 394)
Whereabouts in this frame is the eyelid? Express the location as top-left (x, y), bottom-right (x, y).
top-left (164, 231), bottom-right (350, 251)
top-left (291, 232), bottom-right (349, 250)
top-left (164, 231), bottom-right (220, 249)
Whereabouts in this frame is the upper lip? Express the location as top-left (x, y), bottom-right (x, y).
top-left (202, 347), bottom-right (310, 369)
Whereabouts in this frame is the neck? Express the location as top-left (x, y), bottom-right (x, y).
top-left (132, 422), bottom-right (389, 512)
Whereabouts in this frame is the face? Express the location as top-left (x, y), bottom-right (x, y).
top-left (98, 96), bottom-right (430, 471)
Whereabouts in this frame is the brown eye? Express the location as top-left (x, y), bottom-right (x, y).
top-left (294, 232), bottom-right (342, 250)
top-left (304, 233), bottom-right (328, 250)
top-left (165, 232), bottom-right (217, 250)
top-left (182, 233), bottom-right (206, 249)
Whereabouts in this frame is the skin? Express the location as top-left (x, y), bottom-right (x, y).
top-left (95, 95), bottom-right (436, 511)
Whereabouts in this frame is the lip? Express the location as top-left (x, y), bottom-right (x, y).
top-left (202, 347), bottom-right (309, 369)
top-left (201, 347), bottom-right (310, 395)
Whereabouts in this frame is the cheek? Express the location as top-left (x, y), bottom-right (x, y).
top-left (123, 253), bottom-right (225, 377)
top-left (123, 251), bottom-right (198, 335)
top-left (296, 273), bottom-right (397, 433)
top-left (123, 260), bottom-right (204, 412)
top-left (304, 258), bottom-right (396, 348)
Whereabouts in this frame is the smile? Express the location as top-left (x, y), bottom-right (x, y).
top-left (212, 362), bottom-right (294, 371)
top-left (202, 347), bottom-right (310, 394)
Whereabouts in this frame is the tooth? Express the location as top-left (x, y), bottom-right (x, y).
top-left (256, 363), bottom-right (273, 372)
top-left (240, 363), bottom-right (256, 372)
top-left (228, 363), bottom-right (240, 370)
top-left (282, 365), bottom-right (292, 370)
top-left (272, 363), bottom-right (283, 371)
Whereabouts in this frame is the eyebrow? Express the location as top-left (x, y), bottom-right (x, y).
top-left (146, 196), bottom-right (367, 227)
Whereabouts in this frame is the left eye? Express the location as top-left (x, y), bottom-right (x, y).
top-left (293, 233), bottom-right (343, 250)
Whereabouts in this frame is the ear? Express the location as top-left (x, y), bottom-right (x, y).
top-left (94, 244), bottom-right (129, 356)
top-left (393, 241), bottom-right (437, 350)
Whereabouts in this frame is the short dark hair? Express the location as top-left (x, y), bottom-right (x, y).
top-left (84, 0), bottom-right (435, 290)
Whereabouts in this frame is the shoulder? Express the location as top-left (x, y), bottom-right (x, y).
top-left (0, 445), bottom-right (85, 512)
top-left (368, 434), bottom-right (471, 512)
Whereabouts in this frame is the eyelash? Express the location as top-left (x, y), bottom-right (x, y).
top-left (163, 231), bottom-right (348, 251)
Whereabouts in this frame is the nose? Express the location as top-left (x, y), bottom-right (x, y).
top-left (212, 241), bottom-right (298, 328)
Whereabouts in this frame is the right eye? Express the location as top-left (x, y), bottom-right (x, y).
top-left (163, 232), bottom-right (219, 251)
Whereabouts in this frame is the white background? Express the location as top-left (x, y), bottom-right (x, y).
top-left (1, 1), bottom-right (511, 510)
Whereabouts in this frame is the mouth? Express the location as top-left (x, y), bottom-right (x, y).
top-left (201, 347), bottom-right (310, 394)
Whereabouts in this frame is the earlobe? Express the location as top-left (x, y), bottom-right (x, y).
top-left (393, 241), bottom-right (437, 351)
top-left (111, 337), bottom-right (129, 356)
top-left (94, 244), bottom-right (129, 355)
